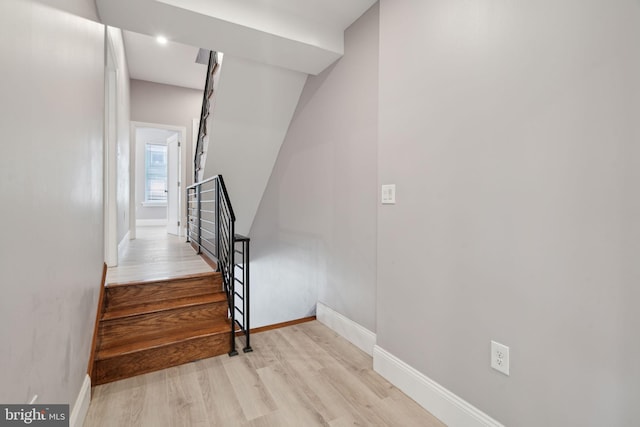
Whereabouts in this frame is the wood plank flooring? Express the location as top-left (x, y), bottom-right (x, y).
top-left (107, 227), bottom-right (213, 285)
top-left (85, 321), bottom-right (444, 427)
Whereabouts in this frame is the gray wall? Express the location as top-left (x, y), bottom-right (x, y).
top-left (249, 5), bottom-right (379, 329)
top-left (130, 79), bottom-right (202, 188)
top-left (378, 0), bottom-right (640, 425)
top-left (0, 0), bottom-right (105, 405)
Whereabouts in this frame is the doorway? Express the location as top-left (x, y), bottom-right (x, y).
top-left (130, 122), bottom-right (187, 238)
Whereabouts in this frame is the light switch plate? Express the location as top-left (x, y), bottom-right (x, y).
top-left (381, 184), bottom-right (396, 204)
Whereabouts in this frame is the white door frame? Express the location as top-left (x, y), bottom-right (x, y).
top-left (166, 133), bottom-right (180, 236)
top-left (104, 31), bottom-right (118, 267)
top-left (130, 121), bottom-right (187, 238)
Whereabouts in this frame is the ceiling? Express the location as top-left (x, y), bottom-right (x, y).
top-left (123, 31), bottom-right (207, 90)
top-left (97, 0), bottom-right (377, 77)
top-left (157, 0), bottom-right (377, 30)
top-left (245, 0), bottom-right (378, 29)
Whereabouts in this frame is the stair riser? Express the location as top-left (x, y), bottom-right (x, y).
top-left (99, 303), bottom-right (228, 348)
top-left (93, 332), bottom-right (231, 385)
top-left (106, 276), bottom-right (223, 310)
top-left (102, 292), bottom-right (227, 321)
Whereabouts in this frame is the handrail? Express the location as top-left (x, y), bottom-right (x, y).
top-left (186, 175), bottom-right (251, 356)
top-left (187, 174), bottom-right (217, 188)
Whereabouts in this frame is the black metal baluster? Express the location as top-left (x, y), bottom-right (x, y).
top-left (215, 179), bottom-right (221, 262)
top-left (186, 188), bottom-right (191, 243)
top-left (196, 184), bottom-right (202, 254)
top-left (228, 209), bottom-right (237, 356)
top-left (243, 238), bottom-right (252, 353)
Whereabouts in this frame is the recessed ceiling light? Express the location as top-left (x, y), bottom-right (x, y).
top-left (156, 36), bottom-right (168, 45)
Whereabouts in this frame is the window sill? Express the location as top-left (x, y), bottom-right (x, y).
top-left (142, 202), bottom-right (167, 208)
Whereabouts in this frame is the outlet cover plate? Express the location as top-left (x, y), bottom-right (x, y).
top-left (491, 340), bottom-right (510, 376)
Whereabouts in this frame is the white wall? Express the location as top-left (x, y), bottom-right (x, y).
top-left (0, 0), bottom-right (105, 405)
top-left (249, 5), bottom-right (379, 329)
top-left (378, 0), bottom-right (640, 425)
top-left (107, 27), bottom-right (131, 244)
top-left (204, 55), bottom-right (307, 235)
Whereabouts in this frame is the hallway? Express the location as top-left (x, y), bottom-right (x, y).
top-left (106, 227), bottom-right (214, 285)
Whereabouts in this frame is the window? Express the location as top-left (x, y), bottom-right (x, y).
top-left (145, 143), bottom-right (168, 203)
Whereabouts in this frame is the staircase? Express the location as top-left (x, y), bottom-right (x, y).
top-left (90, 49), bottom-right (252, 386)
top-left (92, 272), bottom-right (231, 385)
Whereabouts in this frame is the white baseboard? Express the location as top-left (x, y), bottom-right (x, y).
top-left (316, 302), bottom-right (376, 356)
top-left (136, 219), bottom-right (166, 227)
top-left (117, 230), bottom-right (130, 253)
top-left (373, 346), bottom-right (504, 427)
top-left (69, 374), bottom-right (91, 427)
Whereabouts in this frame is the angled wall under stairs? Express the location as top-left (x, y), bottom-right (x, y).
top-left (92, 272), bottom-right (230, 385)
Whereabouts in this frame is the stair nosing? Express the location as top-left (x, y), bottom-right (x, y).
top-left (106, 271), bottom-right (220, 288)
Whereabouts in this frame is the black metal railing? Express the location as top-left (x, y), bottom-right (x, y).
top-left (194, 51), bottom-right (220, 183)
top-left (186, 175), bottom-right (252, 355)
top-left (233, 235), bottom-right (252, 353)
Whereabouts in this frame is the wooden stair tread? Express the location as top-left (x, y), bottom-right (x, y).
top-left (102, 292), bottom-right (227, 321)
top-left (96, 322), bottom-right (231, 360)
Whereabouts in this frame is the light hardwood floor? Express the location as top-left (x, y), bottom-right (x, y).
top-left (85, 321), bottom-right (445, 427)
top-left (106, 227), bottom-right (213, 285)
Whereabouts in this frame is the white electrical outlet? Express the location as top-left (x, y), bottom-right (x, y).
top-left (491, 340), bottom-right (510, 376)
